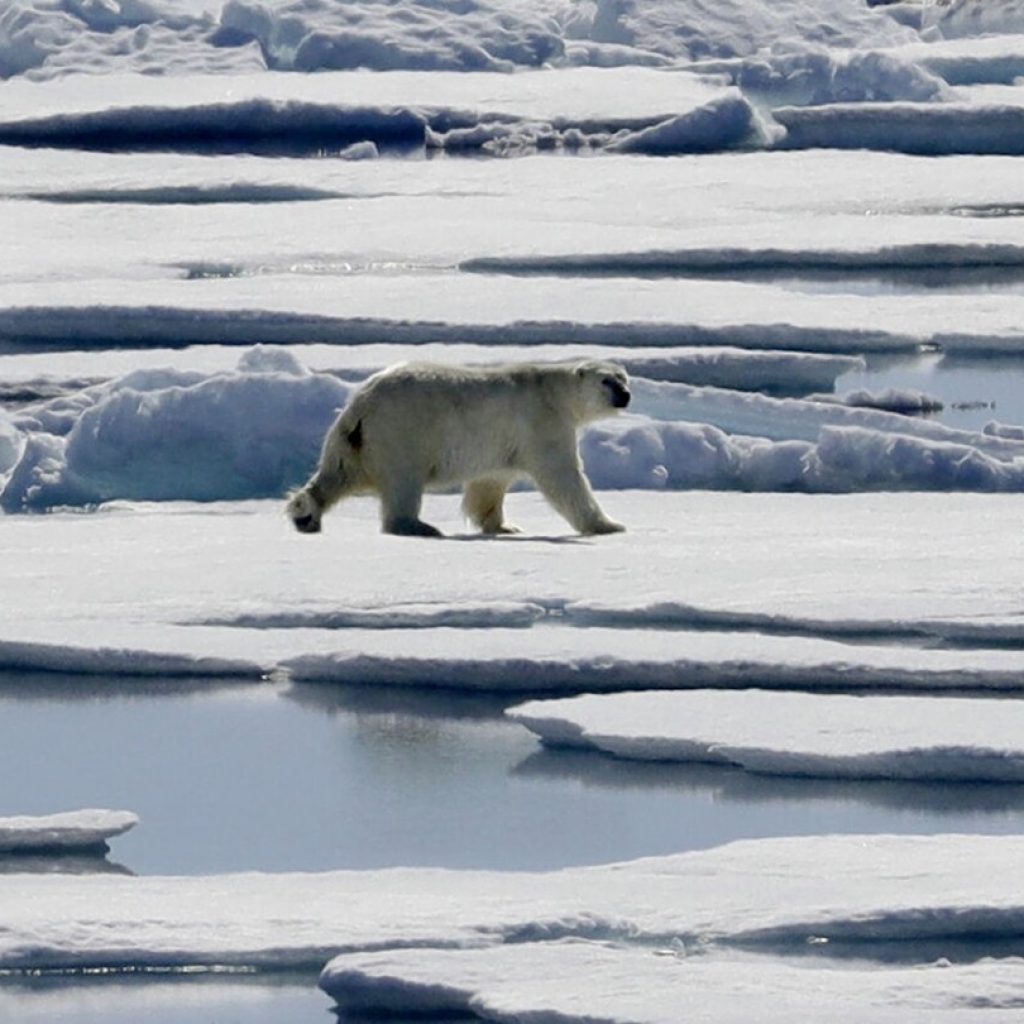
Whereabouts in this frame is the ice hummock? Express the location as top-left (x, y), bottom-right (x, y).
top-left (508, 689), bottom-right (1024, 783)
top-left (1, 0), bottom-right (916, 82)
top-left (4, 347), bottom-right (1024, 511)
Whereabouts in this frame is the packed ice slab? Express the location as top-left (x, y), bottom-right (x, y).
top-left (0, 67), bottom-right (762, 156)
top-left (0, 809), bottom-right (138, 853)
top-left (6, 4), bottom-right (1024, 158)
top-left (2, 833), bottom-right (1024, 1021)
top-left (509, 690), bottom-right (1024, 783)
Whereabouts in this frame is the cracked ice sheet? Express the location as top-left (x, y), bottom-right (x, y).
top-left (1, 492), bottom-right (1024, 685)
top-left (2, 835), bottom-right (1024, 983)
top-left (508, 689), bottom-right (1024, 782)
top-left (321, 942), bottom-right (1024, 1023)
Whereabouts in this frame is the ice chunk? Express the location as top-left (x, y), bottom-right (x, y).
top-left (808, 387), bottom-right (943, 416)
top-left (0, 809), bottom-right (138, 853)
top-left (609, 92), bottom-right (759, 154)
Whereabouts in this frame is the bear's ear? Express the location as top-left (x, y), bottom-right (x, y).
top-left (573, 361), bottom-right (591, 377)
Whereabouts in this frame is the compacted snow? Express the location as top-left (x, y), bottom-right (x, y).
top-left (5, 0), bottom-right (1024, 1021)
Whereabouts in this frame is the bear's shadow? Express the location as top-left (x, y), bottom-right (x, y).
top-left (446, 532), bottom-right (591, 545)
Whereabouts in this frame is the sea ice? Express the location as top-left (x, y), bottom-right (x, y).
top-left (508, 689), bottom-right (1024, 782)
top-left (2, 832), bottom-right (1023, 1011)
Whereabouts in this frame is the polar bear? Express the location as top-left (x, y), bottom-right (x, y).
top-left (286, 359), bottom-right (630, 538)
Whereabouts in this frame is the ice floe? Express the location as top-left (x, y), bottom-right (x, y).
top-left (508, 689), bottom-right (1024, 782)
top-left (322, 942), bottom-right (1024, 1023)
top-left (1, 833), bottom-right (1023, 1000)
top-left (0, 808), bottom-right (138, 853)
top-left (776, 99), bottom-right (1024, 156)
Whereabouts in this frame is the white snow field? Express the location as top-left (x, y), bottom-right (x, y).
top-left (0, 809), bottom-right (138, 852)
top-left (0, 491), bottom-right (1022, 701)
top-left (6, 0), bottom-right (1024, 1021)
top-left (509, 689), bottom-right (1024, 782)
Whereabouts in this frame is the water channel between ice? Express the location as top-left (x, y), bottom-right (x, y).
top-left (3, 672), bottom-right (1024, 1019)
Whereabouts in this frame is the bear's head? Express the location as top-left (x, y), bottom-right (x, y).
top-left (286, 488), bottom-right (323, 533)
top-left (572, 360), bottom-right (631, 422)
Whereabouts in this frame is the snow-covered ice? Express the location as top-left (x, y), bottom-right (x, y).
top-left (3, 834), bottom-right (1024, 1020)
top-left (509, 689), bottom-right (1024, 782)
top-left (0, 809), bottom-right (138, 852)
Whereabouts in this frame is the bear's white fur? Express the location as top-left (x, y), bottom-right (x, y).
top-left (286, 359), bottom-right (630, 537)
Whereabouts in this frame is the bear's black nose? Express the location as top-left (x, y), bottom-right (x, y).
top-left (613, 386), bottom-right (631, 408)
top-left (293, 514), bottom-right (320, 533)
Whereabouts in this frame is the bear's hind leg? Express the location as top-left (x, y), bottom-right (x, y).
top-left (462, 478), bottom-right (520, 535)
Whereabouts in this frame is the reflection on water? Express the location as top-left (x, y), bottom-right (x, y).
top-left (3, 671), bottom-right (1024, 878)
top-left (836, 352), bottom-right (1024, 433)
top-left (0, 974), bottom-right (329, 1024)
top-left (0, 852), bottom-right (132, 875)
top-left (4, 671), bottom-right (1024, 1021)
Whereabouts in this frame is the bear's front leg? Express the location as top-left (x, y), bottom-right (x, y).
top-left (377, 473), bottom-right (443, 537)
top-left (526, 446), bottom-right (624, 536)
